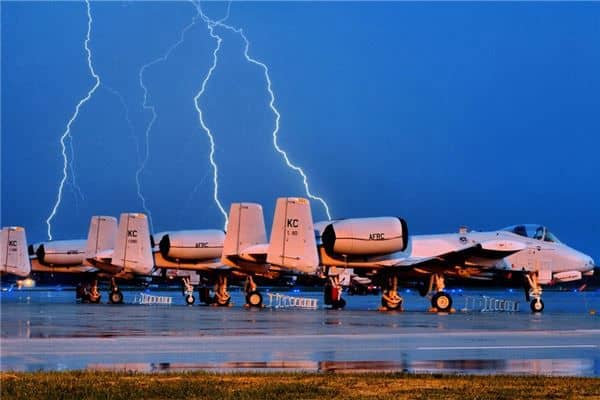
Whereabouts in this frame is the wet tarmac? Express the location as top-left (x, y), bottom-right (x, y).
top-left (1, 287), bottom-right (599, 376)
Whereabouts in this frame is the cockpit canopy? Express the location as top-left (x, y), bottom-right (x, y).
top-left (502, 224), bottom-right (562, 243)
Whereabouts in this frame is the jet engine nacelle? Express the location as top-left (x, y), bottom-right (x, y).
top-left (35, 239), bottom-right (87, 266)
top-left (159, 230), bottom-right (224, 261)
top-left (552, 270), bottom-right (582, 283)
top-left (322, 217), bottom-right (408, 256)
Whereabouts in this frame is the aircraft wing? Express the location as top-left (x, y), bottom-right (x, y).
top-left (392, 239), bottom-right (526, 270)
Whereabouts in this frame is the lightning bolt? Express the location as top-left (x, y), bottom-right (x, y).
top-left (196, 2), bottom-right (332, 221)
top-left (137, 3), bottom-right (203, 232)
top-left (193, 2), bottom-right (231, 230)
top-left (46, 0), bottom-right (100, 240)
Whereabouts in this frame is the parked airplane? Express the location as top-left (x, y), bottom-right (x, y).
top-left (315, 218), bottom-right (595, 312)
top-left (6, 214), bottom-right (153, 303)
top-left (151, 197), bottom-right (319, 307)
top-left (28, 215), bottom-right (118, 276)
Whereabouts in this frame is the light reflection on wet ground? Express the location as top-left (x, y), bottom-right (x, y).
top-left (1, 288), bottom-right (599, 376)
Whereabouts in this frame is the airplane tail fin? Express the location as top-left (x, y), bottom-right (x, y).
top-left (85, 216), bottom-right (118, 260)
top-left (222, 203), bottom-right (267, 264)
top-left (0, 227), bottom-right (31, 277)
top-left (112, 213), bottom-right (154, 275)
top-left (267, 197), bottom-right (319, 274)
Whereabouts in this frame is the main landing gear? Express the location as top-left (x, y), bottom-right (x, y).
top-left (524, 271), bottom-right (544, 313)
top-left (108, 278), bottom-right (124, 304)
top-left (380, 274), bottom-right (403, 311)
top-left (427, 273), bottom-right (453, 313)
top-left (196, 273), bottom-right (232, 307)
top-left (324, 275), bottom-right (346, 309)
top-left (75, 280), bottom-right (101, 304)
top-left (244, 276), bottom-right (263, 308)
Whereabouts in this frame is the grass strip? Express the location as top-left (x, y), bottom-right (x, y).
top-left (1, 371), bottom-right (599, 400)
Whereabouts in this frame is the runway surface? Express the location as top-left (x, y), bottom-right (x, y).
top-left (1, 287), bottom-right (599, 375)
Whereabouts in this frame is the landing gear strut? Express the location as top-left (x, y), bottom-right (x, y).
top-left (182, 277), bottom-right (195, 305)
top-left (380, 274), bottom-right (403, 311)
top-left (525, 271), bottom-right (544, 313)
top-left (213, 273), bottom-right (231, 307)
top-left (324, 275), bottom-right (346, 309)
top-left (428, 273), bottom-right (452, 312)
top-left (244, 276), bottom-right (263, 308)
top-left (109, 278), bottom-right (124, 304)
top-left (76, 280), bottom-right (101, 304)
top-left (196, 273), bottom-right (231, 306)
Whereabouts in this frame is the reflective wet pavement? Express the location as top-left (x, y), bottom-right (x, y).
top-left (1, 288), bottom-right (599, 375)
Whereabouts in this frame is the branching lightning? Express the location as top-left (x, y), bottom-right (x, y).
top-left (46, 0), bottom-right (330, 242)
top-left (193, 2), bottom-right (231, 230)
top-left (196, 2), bottom-right (332, 221)
top-left (46, 0), bottom-right (100, 240)
top-left (137, 4), bottom-right (202, 232)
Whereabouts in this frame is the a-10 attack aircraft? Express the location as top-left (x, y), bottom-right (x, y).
top-left (0, 197), bottom-right (318, 308)
top-left (2, 201), bottom-right (595, 313)
top-left (312, 218), bottom-right (595, 313)
top-left (150, 197), bottom-right (318, 307)
top-left (1, 213), bottom-right (155, 303)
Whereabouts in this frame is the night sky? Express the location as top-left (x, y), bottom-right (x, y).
top-left (2, 1), bottom-right (599, 261)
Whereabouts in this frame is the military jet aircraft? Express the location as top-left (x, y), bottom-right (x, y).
top-left (2, 214), bottom-right (154, 303)
top-left (315, 219), bottom-right (595, 312)
top-left (151, 197), bottom-right (319, 307)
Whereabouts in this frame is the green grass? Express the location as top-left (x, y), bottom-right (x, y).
top-left (1, 371), bottom-right (599, 400)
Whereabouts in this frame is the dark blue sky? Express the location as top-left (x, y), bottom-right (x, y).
top-left (2, 2), bottom-right (599, 261)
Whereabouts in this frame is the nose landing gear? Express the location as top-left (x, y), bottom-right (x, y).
top-left (380, 275), bottom-right (403, 311)
top-left (324, 276), bottom-right (346, 309)
top-left (182, 277), bottom-right (195, 305)
top-left (525, 271), bottom-right (544, 313)
top-left (213, 273), bottom-right (231, 307)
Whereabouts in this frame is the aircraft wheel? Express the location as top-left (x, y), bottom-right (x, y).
top-left (89, 294), bottom-right (101, 304)
top-left (215, 295), bottom-right (231, 307)
top-left (246, 291), bottom-right (263, 308)
top-left (332, 298), bottom-right (346, 310)
top-left (185, 294), bottom-right (195, 306)
top-left (417, 283), bottom-right (429, 297)
top-left (109, 290), bottom-right (124, 304)
top-left (323, 284), bottom-right (333, 305)
top-left (530, 298), bottom-right (544, 313)
top-left (198, 287), bottom-right (211, 304)
top-left (75, 284), bottom-right (84, 300)
top-left (432, 291), bottom-right (452, 312)
top-left (381, 296), bottom-right (403, 311)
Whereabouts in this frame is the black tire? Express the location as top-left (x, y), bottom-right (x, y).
top-left (214, 295), bottom-right (230, 307)
top-left (417, 283), bottom-right (429, 297)
top-left (332, 298), bottom-right (346, 310)
top-left (530, 298), bottom-right (544, 313)
top-left (89, 294), bottom-right (101, 304)
top-left (75, 285), bottom-right (84, 300)
top-left (198, 287), bottom-right (211, 304)
top-left (185, 294), bottom-right (195, 306)
top-left (109, 290), bottom-right (124, 304)
top-left (246, 291), bottom-right (263, 308)
top-left (432, 291), bottom-right (452, 312)
top-left (381, 296), bottom-right (402, 311)
top-left (323, 284), bottom-right (333, 305)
